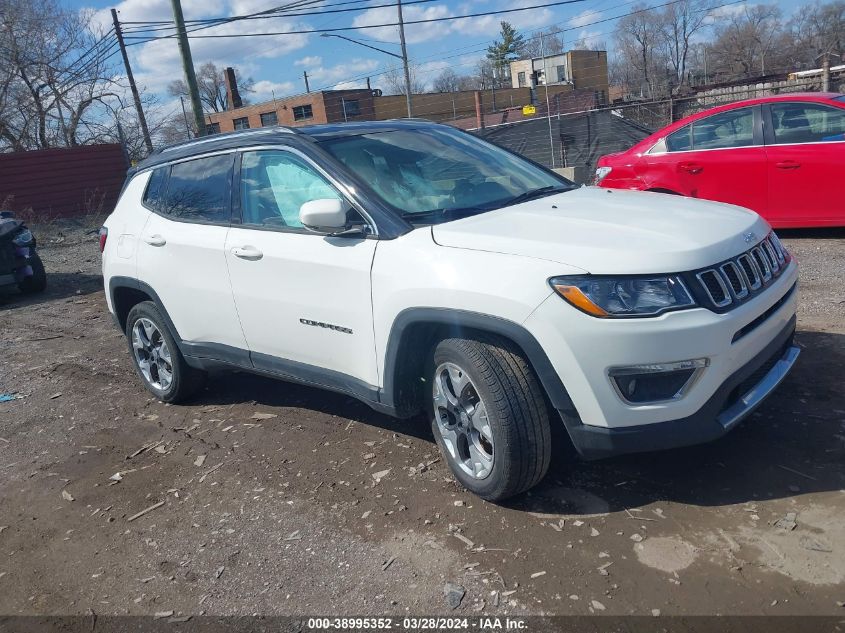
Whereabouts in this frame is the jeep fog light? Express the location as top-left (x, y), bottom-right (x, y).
top-left (609, 358), bottom-right (708, 404)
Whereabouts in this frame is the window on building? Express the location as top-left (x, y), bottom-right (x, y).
top-left (206, 122), bottom-right (221, 135)
top-left (259, 111), bottom-right (278, 127)
top-left (343, 99), bottom-right (361, 118)
top-left (239, 151), bottom-right (341, 229)
top-left (293, 104), bottom-right (313, 121)
top-left (162, 154), bottom-right (234, 223)
top-left (233, 117), bottom-right (250, 130)
top-left (517, 71), bottom-right (527, 88)
top-left (556, 65), bottom-right (567, 83)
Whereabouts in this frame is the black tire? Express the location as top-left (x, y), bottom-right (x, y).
top-left (18, 253), bottom-right (47, 294)
top-left (125, 301), bottom-right (206, 403)
top-left (429, 335), bottom-right (552, 501)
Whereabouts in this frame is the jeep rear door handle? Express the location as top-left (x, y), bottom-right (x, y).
top-left (679, 162), bottom-right (703, 174)
top-left (775, 160), bottom-right (801, 169)
top-left (143, 234), bottom-right (166, 247)
top-left (232, 246), bottom-right (263, 261)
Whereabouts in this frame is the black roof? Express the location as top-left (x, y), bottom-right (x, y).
top-left (133, 119), bottom-right (438, 173)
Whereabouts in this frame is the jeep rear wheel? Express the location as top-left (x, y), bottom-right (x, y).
top-left (125, 301), bottom-right (206, 403)
top-left (430, 336), bottom-right (551, 501)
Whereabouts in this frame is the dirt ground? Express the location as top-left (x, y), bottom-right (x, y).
top-left (0, 221), bottom-right (843, 618)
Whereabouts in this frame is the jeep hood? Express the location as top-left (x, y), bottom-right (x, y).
top-left (431, 187), bottom-right (769, 274)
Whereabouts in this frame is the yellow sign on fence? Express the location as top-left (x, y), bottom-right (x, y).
top-left (522, 105), bottom-right (537, 116)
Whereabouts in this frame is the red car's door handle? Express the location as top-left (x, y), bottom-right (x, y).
top-left (679, 162), bottom-right (703, 174)
top-left (775, 160), bottom-right (801, 169)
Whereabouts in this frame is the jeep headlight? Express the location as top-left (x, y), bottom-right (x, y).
top-left (549, 275), bottom-right (696, 318)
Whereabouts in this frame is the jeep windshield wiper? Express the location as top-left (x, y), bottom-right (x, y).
top-left (502, 185), bottom-right (569, 207)
top-left (404, 206), bottom-right (488, 223)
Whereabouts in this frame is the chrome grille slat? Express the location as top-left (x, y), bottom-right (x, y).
top-left (737, 254), bottom-right (762, 290)
top-left (752, 247), bottom-right (773, 282)
top-left (696, 269), bottom-right (732, 307)
top-left (720, 261), bottom-right (749, 299)
top-left (694, 233), bottom-right (788, 310)
top-left (763, 240), bottom-right (780, 273)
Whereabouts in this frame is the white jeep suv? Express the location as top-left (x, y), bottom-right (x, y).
top-left (101, 120), bottom-right (799, 501)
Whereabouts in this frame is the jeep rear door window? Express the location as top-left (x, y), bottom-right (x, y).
top-left (319, 126), bottom-right (571, 222)
top-left (162, 154), bottom-right (234, 223)
top-left (240, 151), bottom-right (341, 229)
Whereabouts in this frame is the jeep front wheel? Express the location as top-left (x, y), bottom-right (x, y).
top-left (429, 336), bottom-right (551, 501)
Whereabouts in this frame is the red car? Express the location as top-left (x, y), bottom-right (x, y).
top-left (594, 92), bottom-right (845, 228)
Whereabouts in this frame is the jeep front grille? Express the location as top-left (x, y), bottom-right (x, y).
top-left (692, 234), bottom-right (789, 311)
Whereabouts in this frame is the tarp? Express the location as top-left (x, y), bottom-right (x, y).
top-left (474, 110), bottom-right (652, 178)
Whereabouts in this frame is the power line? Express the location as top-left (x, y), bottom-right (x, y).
top-left (303, 0), bottom-right (747, 94)
top-left (120, 0), bottom-right (408, 32)
top-left (123, 0), bottom-right (595, 42)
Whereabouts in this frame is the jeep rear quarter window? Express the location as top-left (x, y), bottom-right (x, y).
top-left (142, 167), bottom-right (168, 212)
top-left (161, 154), bottom-right (234, 223)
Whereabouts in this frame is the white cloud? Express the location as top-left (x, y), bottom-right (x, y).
top-left (295, 55), bottom-right (322, 67)
top-left (452, 0), bottom-right (552, 37)
top-left (251, 79), bottom-right (297, 101)
top-left (568, 8), bottom-right (602, 28)
top-left (305, 58), bottom-right (381, 88)
top-left (574, 29), bottom-right (603, 46)
top-left (351, 4), bottom-right (453, 44)
top-left (91, 0), bottom-right (311, 95)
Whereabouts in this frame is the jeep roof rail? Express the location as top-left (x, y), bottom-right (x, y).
top-left (159, 126), bottom-right (298, 155)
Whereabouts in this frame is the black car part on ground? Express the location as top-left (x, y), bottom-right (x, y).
top-left (0, 211), bottom-right (46, 294)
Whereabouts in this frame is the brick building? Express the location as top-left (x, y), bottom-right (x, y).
top-left (205, 69), bottom-right (377, 133)
top-left (509, 50), bottom-right (609, 105)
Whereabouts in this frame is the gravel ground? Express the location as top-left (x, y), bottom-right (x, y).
top-left (0, 220), bottom-right (843, 618)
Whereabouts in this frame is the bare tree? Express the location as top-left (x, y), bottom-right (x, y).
top-left (708, 5), bottom-right (787, 79)
top-left (167, 62), bottom-right (254, 113)
top-left (614, 4), bottom-right (667, 97)
top-left (798, 1), bottom-right (845, 62)
top-left (0, 0), bottom-right (117, 151)
top-left (571, 36), bottom-right (607, 51)
top-left (659, 0), bottom-right (717, 87)
top-left (521, 28), bottom-right (565, 59)
top-left (432, 69), bottom-right (461, 92)
top-left (381, 64), bottom-right (427, 95)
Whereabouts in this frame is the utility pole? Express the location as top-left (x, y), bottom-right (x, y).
top-left (540, 31), bottom-right (555, 168)
top-left (179, 96), bottom-right (191, 135)
top-left (303, 71), bottom-right (310, 93)
top-left (396, 0), bottom-right (413, 118)
top-left (112, 9), bottom-right (153, 155)
top-left (170, 0), bottom-right (206, 137)
top-left (822, 52), bottom-right (831, 92)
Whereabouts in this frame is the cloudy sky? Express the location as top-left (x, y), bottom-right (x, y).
top-left (76, 0), bottom-right (800, 112)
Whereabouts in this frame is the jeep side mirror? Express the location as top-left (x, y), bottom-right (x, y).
top-left (299, 198), bottom-right (347, 233)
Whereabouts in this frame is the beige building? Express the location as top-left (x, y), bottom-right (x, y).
top-left (510, 50), bottom-right (609, 104)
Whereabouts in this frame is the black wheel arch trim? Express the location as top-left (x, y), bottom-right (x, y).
top-left (380, 308), bottom-right (576, 415)
top-left (109, 276), bottom-right (184, 341)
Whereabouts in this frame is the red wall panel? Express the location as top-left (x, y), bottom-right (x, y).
top-left (0, 144), bottom-right (128, 219)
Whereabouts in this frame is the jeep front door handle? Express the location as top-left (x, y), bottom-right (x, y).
top-left (143, 234), bottom-right (166, 247)
top-left (232, 246), bottom-right (263, 261)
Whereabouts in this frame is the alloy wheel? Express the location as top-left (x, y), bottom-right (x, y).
top-left (131, 318), bottom-right (173, 391)
top-left (432, 362), bottom-right (494, 479)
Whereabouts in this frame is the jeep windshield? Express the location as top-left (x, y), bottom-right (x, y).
top-left (318, 126), bottom-right (573, 224)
